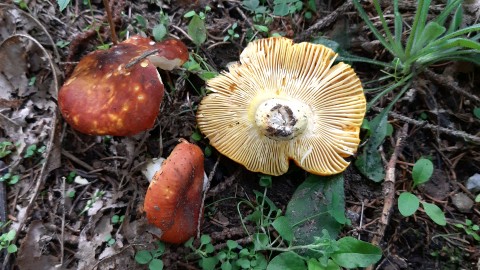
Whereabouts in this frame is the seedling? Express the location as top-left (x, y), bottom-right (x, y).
top-left (135, 241), bottom-right (165, 270)
top-left (0, 141), bottom-right (14, 159)
top-left (111, 214), bottom-right (125, 225)
top-left (223, 23), bottom-right (240, 42)
top-left (79, 189), bottom-right (105, 215)
top-left (273, 0), bottom-right (303, 16)
top-left (397, 158), bottom-right (446, 226)
top-left (184, 6), bottom-right (211, 47)
top-left (0, 173), bottom-right (20, 185)
top-left (454, 219), bottom-right (480, 242)
top-left (24, 144), bottom-right (46, 158)
top-left (0, 222), bottom-right (17, 254)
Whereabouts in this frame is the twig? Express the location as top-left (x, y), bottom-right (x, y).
top-left (198, 155), bottom-right (221, 238)
top-left (295, 0), bottom-right (353, 42)
top-left (103, 0), bottom-right (118, 44)
top-left (371, 107), bottom-right (480, 144)
top-left (424, 69), bottom-right (480, 104)
top-left (61, 149), bottom-right (95, 171)
top-left (125, 49), bottom-right (159, 69)
top-left (367, 124), bottom-right (409, 270)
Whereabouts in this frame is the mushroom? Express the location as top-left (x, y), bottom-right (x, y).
top-left (143, 139), bottom-right (205, 244)
top-left (58, 35), bottom-right (188, 136)
top-left (197, 37), bottom-right (366, 176)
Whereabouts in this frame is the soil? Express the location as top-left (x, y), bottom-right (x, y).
top-left (0, 0), bottom-right (479, 269)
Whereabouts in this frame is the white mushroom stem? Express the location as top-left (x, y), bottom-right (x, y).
top-left (254, 98), bottom-right (311, 141)
top-left (142, 158), bottom-right (209, 191)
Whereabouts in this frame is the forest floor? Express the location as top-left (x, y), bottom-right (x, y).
top-left (0, 0), bottom-right (479, 269)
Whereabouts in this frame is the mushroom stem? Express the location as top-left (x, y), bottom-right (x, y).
top-left (103, 0), bottom-right (118, 45)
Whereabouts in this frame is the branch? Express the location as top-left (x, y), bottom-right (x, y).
top-left (295, 0), bottom-right (353, 42)
top-left (372, 107), bottom-right (480, 144)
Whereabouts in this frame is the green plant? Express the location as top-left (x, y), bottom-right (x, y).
top-left (184, 6), bottom-right (211, 47)
top-left (187, 175), bottom-right (381, 269)
top-left (241, 0), bottom-right (272, 39)
top-left (0, 141), bottom-right (14, 159)
top-left (24, 144), bottom-right (46, 158)
top-left (111, 214), bottom-right (125, 225)
top-left (0, 173), bottom-right (20, 185)
top-left (152, 10), bottom-right (170, 41)
top-left (135, 241), bottom-right (165, 270)
top-left (397, 158), bottom-right (446, 226)
top-left (474, 107), bottom-right (480, 119)
top-left (454, 219), bottom-right (480, 242)
top-left (224, 23), bottom-right (240, 42)
top-left (351, 0), bottom-right (480, 181)
top-left (0, 222), bottom-right (17, 254)
top-left (273, 0), bottom-right (303, 16)
top-left (79, 189), bottom-right (105, 215)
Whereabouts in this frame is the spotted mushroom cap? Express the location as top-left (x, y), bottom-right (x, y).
top-left (58, 35), bottom-right (188, 136)
top-left (197, 37), bottom-right (366, 176)
top-left (144, 139), bottom-right (205, 244)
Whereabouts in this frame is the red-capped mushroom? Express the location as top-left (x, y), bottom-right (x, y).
top-left (58, 35), bottom-right (188, 136)
top-left (143, 139), bottom-right (205, 244)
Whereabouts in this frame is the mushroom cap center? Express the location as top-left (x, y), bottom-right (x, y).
top-left (255, 98), bottom-right (311, 141)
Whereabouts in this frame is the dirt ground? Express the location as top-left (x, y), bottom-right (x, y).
top-left (0, 0), bottom-right (479, 269)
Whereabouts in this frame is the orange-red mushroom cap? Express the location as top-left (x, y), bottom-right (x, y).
top-left (58, 35), bottom-right (188, 136)
top-left (143, 139), bottom-right (205, 244)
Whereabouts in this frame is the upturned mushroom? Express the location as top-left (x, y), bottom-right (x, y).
top-left (197, 37), bottom-right (366, 176)
top-left (58, 35), bottom-right (188, 136)
top-left (143, 139), bottom-right (205, 244)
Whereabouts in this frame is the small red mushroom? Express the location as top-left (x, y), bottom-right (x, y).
top-left (143, 139), bottom-right (205, 244)
top-left (58, 35), bottom-right (188, 136)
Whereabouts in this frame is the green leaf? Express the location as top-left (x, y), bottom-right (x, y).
top-left (5, 230), bottom-right (16, 241)
top-left (191, 131), bottom-right (202, 141)
top-left (412, 22), bottom-right (446, 53)
top-left (200, 234), bottom-right (211, 245)
top-left (421, 202), bottom-right (446, 226)
top-left (188, 15), bottom-right (207, 46)
top-left (242, 0), bottom-right (259, 11)
top-left (152, 24), bottom-right (167, 41)
top-left (286, 174), bottom-right (344, 244)
top-left (473, 107), bottom-right (480, 119)
top-left (149, 259), bottom-right (164, 270)
top-left (272, 216), bottom-right (294, 243)
top-left (135, 250), bottom-right (153, 264)
top-left (267, 251), bottom-right (306, 270)
top-left (398, 192), bottom-right (420, 217)
top-left (355, 150), bottom-right (384, 182)
top-left (57, 0), bottom-right (70, 11)
top-left (331, 237), bottom-right (382, 268)
top-left (226, 240), bottom-right (238, 250)
top-left (307, 258), bottom-right (340, 270)
top-left (253, 233), bottom-right (269, 251)
top-left (7, 244), bottom-right (17, 253)
top-left (200, 257), bottom-right (219, 269)
top-left (273, 2), bottom-right (289, 16)
top-left (412, 158), bottom-right (434, 187)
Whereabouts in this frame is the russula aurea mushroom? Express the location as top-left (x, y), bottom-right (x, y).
top-left (58, 35), bottom-right (188, 136)
top-left (197, 37), bottom-right (366, 176)
top-left (143, 139), bottom-right (205, 244)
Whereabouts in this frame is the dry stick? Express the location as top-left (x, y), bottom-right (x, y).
top-left (197, 156), bottom-right (221, 238)
top-left (371, 107), bottom-right (480, 144)
top-left (367, 124), bottom-right (409, 270)
top-left (294, 0), bottom-right (353, 42)
top-left (424, 68), bottom-right (480, 104)
top-left (103, 0), bottom-right (118, 44)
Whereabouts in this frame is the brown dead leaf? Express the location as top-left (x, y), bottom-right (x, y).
top-left (76, 215), bottom-right (113, 270)
top-left (15, 220), bottom-right (59, 270)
